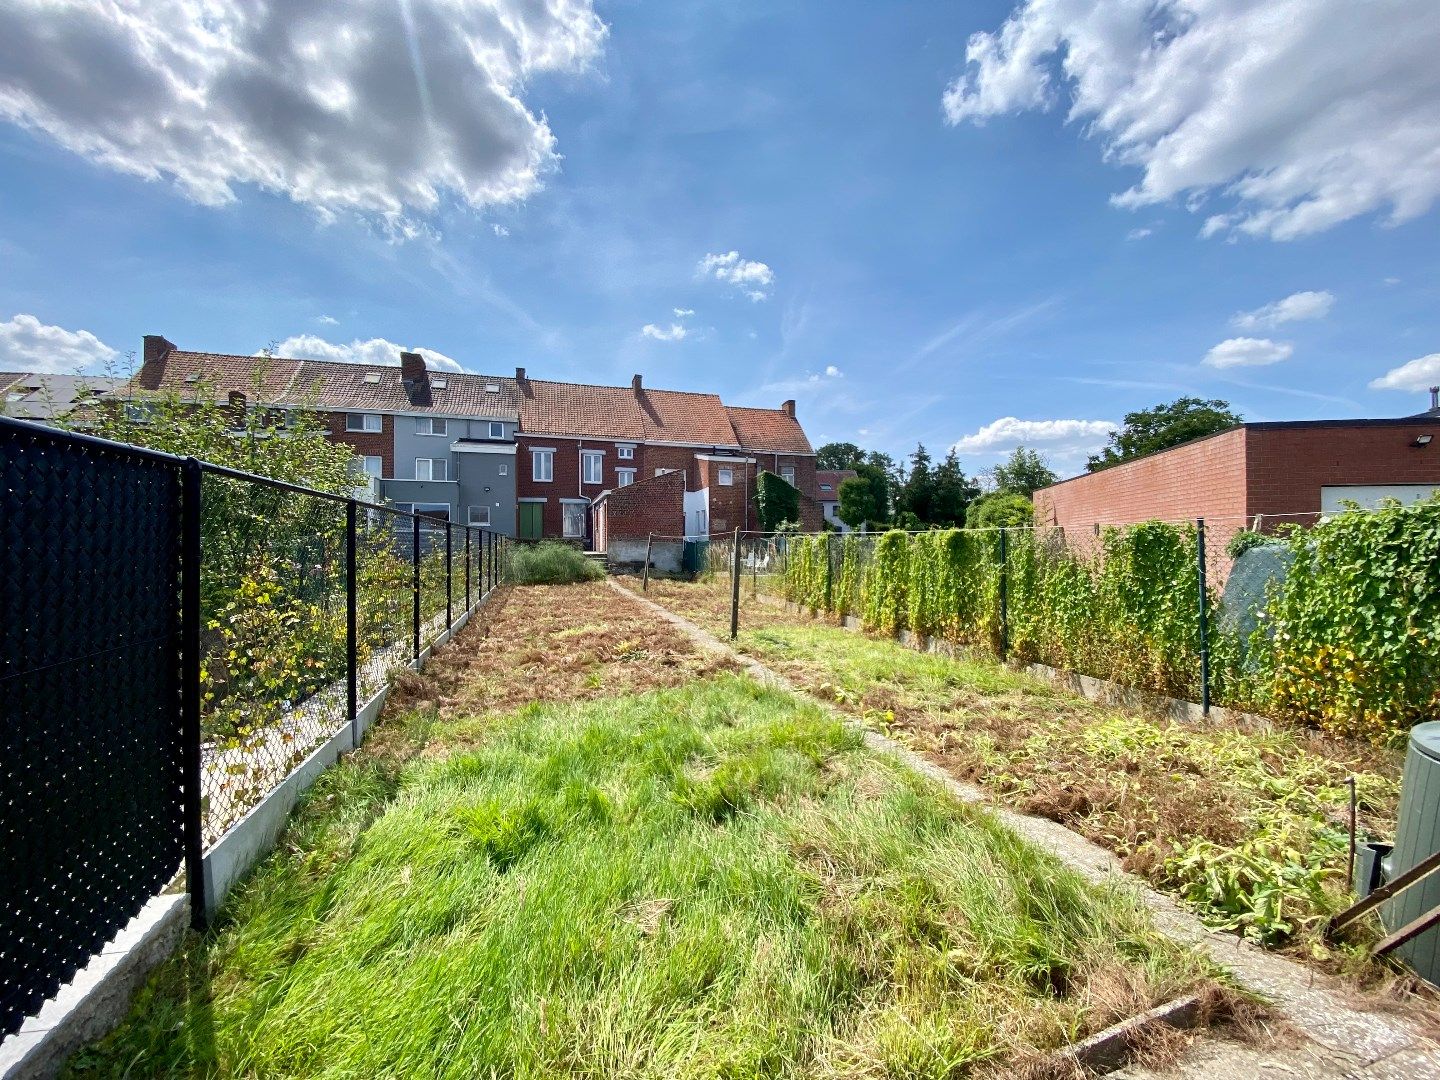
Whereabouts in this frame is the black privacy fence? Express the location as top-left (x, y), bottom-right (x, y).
top-left (746, 506), bottom-right (1440, 745)
top-left (0, 416), bottom-right (508, 1039)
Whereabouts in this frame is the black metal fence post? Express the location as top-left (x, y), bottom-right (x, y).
top-left (486, 531), bottom-right (494, 593)
top-left (180, 457), bottom-right (206, 930)
top-left (730, 527), bottom-right (742, 640)
top-left (445, 522), bottom-right (453, 630)
top-left (643, 533), bottom-right (652, 591)
top-left (346, 499), bottom-right (357, 747)
top-left (1197, 517), bottom-right (1210, 716)
top-left (411, 515), bottom-right (421, 660)
top-left (997, 528), bottom-right (1009, 662)
top-left (465, 528), bottom-right (472, 609)
top-left (824, 533), bottom-right (833, 610)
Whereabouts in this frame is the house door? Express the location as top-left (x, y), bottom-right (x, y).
top-left (519, 503), bottom-right (543, 540)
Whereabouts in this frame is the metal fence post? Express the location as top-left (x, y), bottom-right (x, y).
top-left (412, 515), bottom-right (421, 660)
top-left (180, 457), bottom-right (207, 930)
top-left (997, 528), bottom-right (1009, 662)
top-left (643, 533), bottom-right (652, 591)
top-left (346, 499), bottom-right (357, 748)
top-left (824, 533), bottom-right (833, 610)
top-left (445, 522), bottom-right (453, 630)
top-left (1197, 517), bottom-right (1210, 716)
top-left (730, 526), bottom-right (742, 640)
top-left (465, 528), bottom-right (472, 609)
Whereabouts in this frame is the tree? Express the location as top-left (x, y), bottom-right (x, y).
top-left (896, 443), bottom-right (936, 523)
top-left (991, 446), bottom-right (1058, 496)
top-left (837, 472), bottom-right (886, 528)
top-left (1087, 397), bottom-right (1241, 472)
top-left (931, 449), bottom-right (979, 526)
top-left (816, 441), bottom-right (865, 470)
top-left (966, 492), bottom-right (1034, 529)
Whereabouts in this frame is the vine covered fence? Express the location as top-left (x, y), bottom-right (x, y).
top-left (760, 505), bottom-right (1440, 743)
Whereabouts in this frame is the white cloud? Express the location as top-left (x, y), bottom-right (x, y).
top-left (640, 323), bottom-right (688, 342)
top-left (1384, 276), bottom-right (1402, 286)
top-left (270, 334), bottom-right (463, 373)
top-left (698, 251), bottom-right (774, 301)
top-left (491, 224), bottom-right (510, 238)
top-left (942, 1), bottom-right (1440, 240)
top-left (1203, 337), bottom-right (1294, 369)
top-left (1232, 290), bottom-right (1335, 331)
top-left (1125, 227), bottom-right (1152, 241)
top-left (1370, 353), bottom-right (1440, 392)
top-left (0, 313), bottom-right (117, 374)
top-left (824, 364), bottom-right (843, 377)
top-left (673, 307), bottom-right (695, 318)
top-left (952, 417), bottom-right (1115, 455)
top-left (0, 1), bottom-right (606, 231)
top-left (316, 315), bottom-right (339, 326)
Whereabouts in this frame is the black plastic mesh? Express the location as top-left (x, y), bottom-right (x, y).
top-left (0, 422), bottom-right (184, 1038)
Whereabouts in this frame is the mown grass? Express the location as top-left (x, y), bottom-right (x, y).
top-left (71, 675), bottom-right (1216, 1078)
top-left (620, 580), bottom-right (1403, 961)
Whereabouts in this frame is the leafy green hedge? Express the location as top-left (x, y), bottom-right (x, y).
top-left (783, 501), bottom-right (1440, 743)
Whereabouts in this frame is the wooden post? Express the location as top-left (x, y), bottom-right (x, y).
top-left (730, 526), bottom-right (742, 640)
top-left (642, 532), bottom-right (653, 592)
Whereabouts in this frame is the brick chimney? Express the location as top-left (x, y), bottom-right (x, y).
top-left (143, 335), bottom-right (175, 365)
top-left (1431, 386), bottom-right (1439, 411)
top-left (632, 373), bottom-right (643, 393)
top-left (399, 351), bottom-right (430, 405)
top-left (781, 399), bottom-right (796, 418)
top-left (227, 390), bottom-right (247, 426)
top-left (515, 366), bottom-right (526, 383)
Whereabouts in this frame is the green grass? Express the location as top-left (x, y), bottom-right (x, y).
top-left (507, 541), bottom-right (604, 585)
top-left (72, 676), bottom-right (1211, 1078)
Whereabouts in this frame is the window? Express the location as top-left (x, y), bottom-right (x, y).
top-left (346, 413), bottom-right (381, 433)
top-left (413, 503), bottom-right (450, 522)
top-left (781, 465), bottom-right (796, 485)
top-left (617, 445), bottom-right (635, 460)
top-left (415, 457), bottom-right (447, 482)
top-left (488, 420), bottom-right (505, 439)
top-left (717, 467), bottom-right (734, 486)
top-left (468, 505), bottom-right (491, 526)
top-left (562, 502), bottom-right (586, 538)
top-left (582, 450), bottom-right (603, 484)
top-left (616, 468), bottom-right (636, 487)
top-left (415, 417), bottom-right (447, 436)
top-left (820, 483), bottom-right (833, 492)
top-left (361, 456), bottom-right (382, 478)
top-left (499, 463), bottom-right (508, 476)
top-left (532, 449), bottom-right (554, 482)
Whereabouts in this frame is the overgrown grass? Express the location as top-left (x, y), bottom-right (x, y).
top-left (507, 540), bottom-right (604, 585)
top-left (621, 580), bottom-right (1403, 960)
top-left (72, 676), bottom-right (1215, 1078)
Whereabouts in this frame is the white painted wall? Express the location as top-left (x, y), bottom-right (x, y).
top-left (1320, 484), bottom-right (1440, 512)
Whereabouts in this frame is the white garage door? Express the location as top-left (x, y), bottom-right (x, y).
top-left (1321, 484), bottom-right (1440, 512)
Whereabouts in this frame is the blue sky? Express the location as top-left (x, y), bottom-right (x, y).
top-left (1, 0), bottom-right (1438, 476)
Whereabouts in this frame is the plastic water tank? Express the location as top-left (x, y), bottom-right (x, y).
top-left (1383, 721), bottom-right (1440, 985)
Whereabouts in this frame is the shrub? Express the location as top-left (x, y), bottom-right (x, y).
top-left (508, 542), bottom-right (603, 585)
top-left (965, 492), bottom-right (1034, 529)
top-left (861, 531), bottom-right (910, 634)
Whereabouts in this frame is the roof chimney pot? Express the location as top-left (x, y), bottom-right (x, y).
top-left (143, 335), bottom-right (175, 366)
top-left (1431, 385), bottom-right (1439, 410)
top-left (398, 351), bottom-right (430, 405)
top-left (632, 373), bottom-right (643, 393)
top-left (781, 399), bottom-right (796, 418)
top-left (515, 366), bottom-right (526, 383)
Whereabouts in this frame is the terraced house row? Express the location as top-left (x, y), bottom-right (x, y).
top-left (132, 336), bottom-right (821, 548)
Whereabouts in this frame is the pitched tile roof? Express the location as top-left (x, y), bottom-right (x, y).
top-left (816, 469), bottom-right (858, 496)
top-left (1, 371), bottom-right (125, 420)
top-left (517, 380), bottom-right (740, 446)
top-left (725, 406), bottom-right (814, 455)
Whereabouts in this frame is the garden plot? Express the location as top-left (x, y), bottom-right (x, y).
top-left (618, 578), bottom-right (1409, 970)
top-left (71, 583), bottom-right (1231, 1079)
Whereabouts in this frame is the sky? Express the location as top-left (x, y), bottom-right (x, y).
top-left (1, 0), bottom-right (1438, 478)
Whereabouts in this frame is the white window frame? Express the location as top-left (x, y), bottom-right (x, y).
top-left (532, 449), bottom-right (554, 482)
top-left (361, 456), bottom-right (383, 479)
top-left (499, 462), bottom-right (509, 476)
top-left (616, 468), bottom-right (636, 487)
top-left (488, 420), bottom-right (505, 439)
top-left (617, 444), bottom-right (635, 460)
top-left (415, 457), bottom-right (447, 482)
top-left (561, 501), bottom-right (586, 538)
top-left (581, 450), bottom-right (604, 485)
top-left (717, 467), bottom-right (734, 486)
top-left (468, 505), bottom-right (491, 526)
top-left (346, 412), bottom-right (381, 433)
top-left (415, 416), bottom-right (447, 436)
top-left (781, 465), bottom-right (796, 486)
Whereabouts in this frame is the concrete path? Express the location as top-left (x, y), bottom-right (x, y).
top-left (612, 580), bottom-right (1440, 1078)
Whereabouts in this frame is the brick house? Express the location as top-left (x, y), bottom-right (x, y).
top-left (129, 336), bottom-right (819, 545)
top-left (1034, 405), bottom-right (1440, 532)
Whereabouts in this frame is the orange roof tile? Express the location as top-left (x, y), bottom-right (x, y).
top-left (725, 406), bottom-right (814, 455)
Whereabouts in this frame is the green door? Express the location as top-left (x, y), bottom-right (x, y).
top-left (519, 503), bottom-right (543, 540)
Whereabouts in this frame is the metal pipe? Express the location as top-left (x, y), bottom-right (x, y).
top-left (180, 457), bottom-right (206, 929)
top-left (445, 522), bottom-right (453, 629)
top-left (1197, 518), bottom-right (1210, 716)
top-left (997, 528), bottom-right (1009, 661)
top-left (346, 499), bottom-right (357, 748)
top-left (730, 526), bottom-right (742, 639)
top-left (465, 528), bottom-right (472, 609)
top-left (412, 515), bottom-right (421, 660)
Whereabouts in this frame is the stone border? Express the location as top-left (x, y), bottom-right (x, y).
top-left (1053, 994), bottom-right (1205, 1074)
top-left (615, 580), bottom-right (1440, 1077)
top-left (0, 586), bottom-right (504, 1080)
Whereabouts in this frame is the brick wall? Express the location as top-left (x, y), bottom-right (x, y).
top-left (593, 468), bottom-right (687, 543)
top-left (323, 411), bottom-right (394, 476)
top-left (1033, 428), bottom-right (1248, 528)
top-left (1245, 421), bottom-right (1440, 519)
top-left (698, 457), bottom-right (757, 534)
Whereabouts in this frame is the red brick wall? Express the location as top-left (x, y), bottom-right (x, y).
top-left (1245, 421), bottom-right (1440, 520)
top-left (323, 411), bottom-right (394, 476)
top-left (1033, 428), bottom-right (1248, 528)
top-left (594, 469), bottom-right (687, 542)
top-left (697, 458), bottom-right (758, 534)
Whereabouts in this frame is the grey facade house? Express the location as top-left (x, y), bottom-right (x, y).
top-left (1, 372), bottom-right (124, 422)
top-left (384, 412), bottom-right (520, 533)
